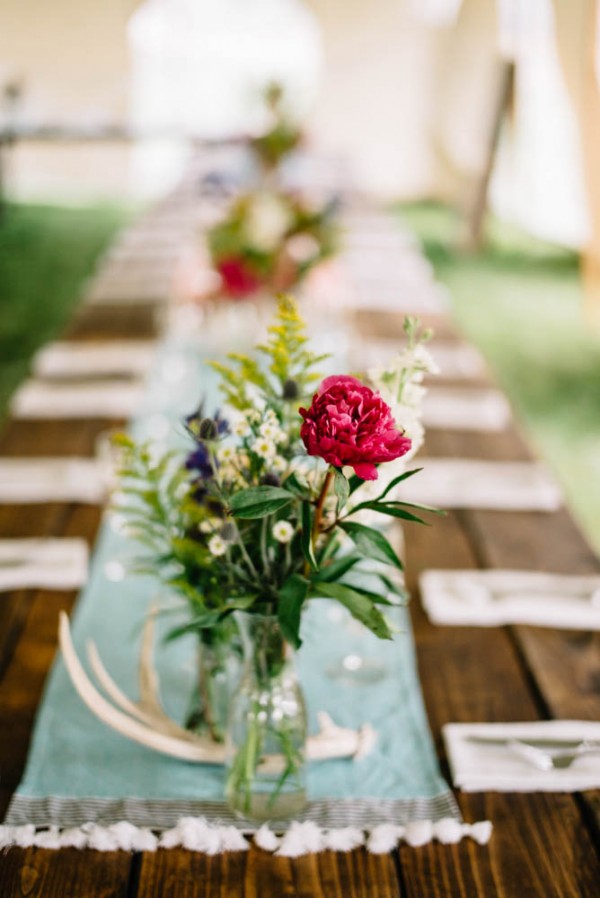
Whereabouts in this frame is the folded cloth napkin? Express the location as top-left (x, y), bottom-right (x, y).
top-left (10, 381), bottom-right (144, 420)
top-left (422, 388), bottom-right (511, 431)
top-left (420, 569), bottom-right (600, 629)
top-left (0, 459), bottom-right (106, 504)
top-left (444, 720), bottom-right (600, 792)
top-left (33, 341), bottom-right (157, 379)
top-left (403, 459), bottom-right (562, 511)
top-left (0, 539), bottom-right (89, 591)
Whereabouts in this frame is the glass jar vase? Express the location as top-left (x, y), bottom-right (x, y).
top-left (225, 612), bottom-right (307, 821)
top-left (185, 620), bottom-right (241, 744)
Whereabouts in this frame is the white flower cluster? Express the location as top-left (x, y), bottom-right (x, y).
top-left (368, 342), bottom-right (438, 460)
top-left (250, 409), bottom-right (288, 468)
top-left (245, 192), bottom-right (292, 252)
top-left (216, 409), bottom-right (289, 487)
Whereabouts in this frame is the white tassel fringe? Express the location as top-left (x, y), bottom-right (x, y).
top-left (0, 816), bottom-right (492, 854)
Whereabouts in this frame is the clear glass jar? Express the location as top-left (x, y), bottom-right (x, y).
top-left (185, 620), bottom-right (241, 744)
top-left (225, 612), bottom-right (307, 821)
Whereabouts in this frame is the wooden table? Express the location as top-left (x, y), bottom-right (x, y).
top-left (0, 300), bottom-right (599, 897)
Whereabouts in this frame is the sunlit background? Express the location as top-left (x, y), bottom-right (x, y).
top-left (1, 0), bottom-right (599, 550)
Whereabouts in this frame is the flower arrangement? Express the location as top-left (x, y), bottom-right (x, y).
top-left (206, 190), bottom-right (338, 300)
top-left (204, 83), bottom-right (337, 301)
top-left (115, 296), bottom-right (437, 818)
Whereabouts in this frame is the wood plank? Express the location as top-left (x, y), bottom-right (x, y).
top-left (0, 419), bottom-right (108, 678)
top-left (136, 846), bottom-right (402, 898)
top-left (136, 850), bottom-right (247, 898)
top-left (0, 847), bottom-right (132, 898)
top-left (399, 507), bottom-right (600, 897)
top-left (65, 304), bottom-right (163, 340)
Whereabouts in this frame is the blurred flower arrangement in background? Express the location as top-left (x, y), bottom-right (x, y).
top-left (207, 190), bottom-right (338, 299)
top-left (205, 84), bottom-right (339, 300)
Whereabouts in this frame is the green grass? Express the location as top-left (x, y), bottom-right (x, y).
top-left (0, 201), bottom-right (132, 417)
top-left (397, 201), bottom-right (600, 555)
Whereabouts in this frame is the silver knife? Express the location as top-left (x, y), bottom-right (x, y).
top-left (466, 735), bottom-right (600, 750)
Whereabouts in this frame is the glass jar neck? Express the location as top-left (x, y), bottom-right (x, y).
top-left (235, 612), bottom-right (289, 686)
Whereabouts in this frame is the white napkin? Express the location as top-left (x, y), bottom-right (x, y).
top-left (0, 459), bottom-right (107, 504)
top-left (402, 459), bottom-right (562, 511)
top-left (0, 539), bottom-right (88, 591)
top-left (423, 388), bottom-right (511, 431)
top-left (11, 380), bottom-right (144, 420)
top-left (33, 341), bottom-right (157, 379)
top-left (444, 720), bottom-right (600, 792)
top-left (420, 569), bottom-right (600, 629)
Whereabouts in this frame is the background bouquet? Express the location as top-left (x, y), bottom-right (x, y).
top-left (206, 190), bottom-right (338, 299)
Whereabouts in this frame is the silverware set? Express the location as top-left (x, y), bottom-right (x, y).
top-left (467, 735), bottom-right (600, 771)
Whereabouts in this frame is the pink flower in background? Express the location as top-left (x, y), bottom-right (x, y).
top-left (217, 257), bottom-right (262, 299)
top-left (299, 375), bottom-right (412, 480)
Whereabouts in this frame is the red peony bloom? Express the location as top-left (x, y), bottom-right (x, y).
top-left (299, 375), bottom-right (412, 480)
top-left (217, 257), bottom-right (263, 299)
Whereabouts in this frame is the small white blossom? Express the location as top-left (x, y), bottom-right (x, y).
top-left (271, 455), bottom-right (288, 474)
top-left (232, 418), bottom-right (251, 438)
top-left (413, 344), bottom-right (439, 375)
top-left (208, 534), bottom-right (228, 556)
top-left (217, 445), bottom-right (236, 464)
top-left (402, 383), bottom-right (427, 408)
top-left (245, 193), bottom-right (292, 252)
top-left (218, 463), bottom-right (238, 483)
top-left (252, 437), bottom-right (276, 460)
top-left (286, 232), bottom-right (320, 264)
top-left (391, 405), bottom-right (424, 457)
top-left (259, 421), bottom-right (281, 440)
top-left (272, 521), bottom-right (295, 544)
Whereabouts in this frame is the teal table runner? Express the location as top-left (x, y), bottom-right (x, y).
top-left (5, 340), bottom-right (460, 831)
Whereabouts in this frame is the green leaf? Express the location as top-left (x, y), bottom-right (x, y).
top-left (341, 582), bottom-right (395, 605)
top-left (340, 520), bottom-right (403, 570)
top-left (375, 468), bottom-right (423, 503)
top-left (354, 502), bottom-right (429, 525)
top-left (284, 471), bottom-right (310, 497)
top-left (311, 582), bottom-right (393, 640)
top-left (165, 610), bottom-right (225, 640)
top-left (278, 574), bottom-right (309, 649)
top-left (315, 553), bottom-right (361, 583)
top-left (229, 486), bottom-right (294, 519)
top-left (347, 474), bottom-right (364, 495)
top-left (333, 468), bottom-right (350, 515)
top-left (301, 501), bottom-right (318, 571)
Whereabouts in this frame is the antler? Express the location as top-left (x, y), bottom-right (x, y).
top-left (59, 611), bottom-right (377, 764)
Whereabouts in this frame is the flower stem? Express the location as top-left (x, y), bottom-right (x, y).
top-left (311, 469), bottom-right (334, 550)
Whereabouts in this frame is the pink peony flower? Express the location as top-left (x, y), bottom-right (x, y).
top-left (299, 375), bottom-right (412, 480)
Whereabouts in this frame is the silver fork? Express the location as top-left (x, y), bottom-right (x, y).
top-left (508, 739), bottom-right (600, 770)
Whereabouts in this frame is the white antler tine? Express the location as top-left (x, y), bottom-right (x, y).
top-left (59, 612), bottom-right (225, 764)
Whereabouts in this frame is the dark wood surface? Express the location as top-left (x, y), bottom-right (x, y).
top-left (0, 297), bottom-right (599, 897)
